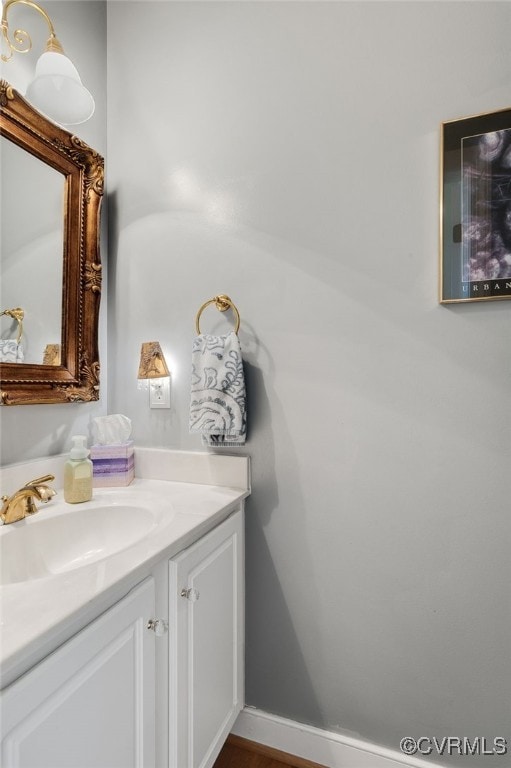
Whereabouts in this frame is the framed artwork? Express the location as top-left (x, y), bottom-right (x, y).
top-left (440, 107), bottom-right (511, 303)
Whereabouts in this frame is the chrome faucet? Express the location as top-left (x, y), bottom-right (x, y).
top-left (0, 475), bottom-right (57, 525)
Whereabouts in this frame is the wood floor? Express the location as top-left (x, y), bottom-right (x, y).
top-left (213, 735), bottom-right (327, 768)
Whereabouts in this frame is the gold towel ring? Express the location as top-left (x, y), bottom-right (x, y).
top-left (0, 307), bottom-right (24, 344)
top-left (195, 295), bottom-right (241, 335)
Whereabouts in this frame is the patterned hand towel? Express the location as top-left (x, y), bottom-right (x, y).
top-left (189, 331), bottom-right (246, 447)
top-left (0, 340), bottom-right (24, 363)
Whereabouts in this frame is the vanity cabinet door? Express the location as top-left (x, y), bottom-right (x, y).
top-left (169, 509), bottom-right (244, 768)
top-left (0, 578), bottom-right (156, 768)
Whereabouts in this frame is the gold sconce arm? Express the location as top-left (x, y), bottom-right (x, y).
top-left (1, 0), bottom-right (64, 63)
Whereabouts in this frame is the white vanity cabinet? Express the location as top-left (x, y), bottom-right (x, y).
top-left (169, 508), bottom-right (244, 768)
top-left (0, 577), bottom-right (156, 768)
top-left (0, 507), bottom-right (244, 768)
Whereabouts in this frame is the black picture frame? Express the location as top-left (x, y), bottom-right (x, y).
top-left (440, 107), bottom-right (511, 303)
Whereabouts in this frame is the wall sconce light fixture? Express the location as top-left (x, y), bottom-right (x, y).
top-left (137, 342), bottom-right (171, 409)
top-left (1, 0), bottom-right (95, 125)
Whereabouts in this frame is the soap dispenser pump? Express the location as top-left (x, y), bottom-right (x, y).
top-left (64, 435), bottom-right (93, 503)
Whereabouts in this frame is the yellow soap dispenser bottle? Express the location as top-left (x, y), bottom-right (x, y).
top-left (64, 435), bottom-right (93, 503)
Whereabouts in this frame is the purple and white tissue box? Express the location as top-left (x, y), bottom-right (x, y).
top-left (90, 440), bottom-right (135, 487)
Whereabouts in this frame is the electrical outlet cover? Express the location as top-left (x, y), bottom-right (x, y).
top-left (149, 378), bottom-right (170, 408)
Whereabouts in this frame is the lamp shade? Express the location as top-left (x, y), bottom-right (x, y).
top-left (25, 51), bottom-right (95, 125)
top-left (138, 342), bottom-right (170, 380)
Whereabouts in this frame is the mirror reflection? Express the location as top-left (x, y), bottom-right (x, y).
top-left (0, 136), bottom-right (64, 364)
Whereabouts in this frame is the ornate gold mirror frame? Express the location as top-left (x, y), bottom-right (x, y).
top-left (0, 82), bottom-right (103, 405)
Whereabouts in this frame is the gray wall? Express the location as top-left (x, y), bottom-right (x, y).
top-left (107, 2), bottom-right (510, 761)
top-left (0, 1), bottom-right (108, 465)
top-left (2, 0), bottom-right (509, 763)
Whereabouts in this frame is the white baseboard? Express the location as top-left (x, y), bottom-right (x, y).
top-left (231, 707), bottom-right (447, 768)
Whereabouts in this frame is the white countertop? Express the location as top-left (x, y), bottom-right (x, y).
top-left (0, 455), bottom-right (250, 689)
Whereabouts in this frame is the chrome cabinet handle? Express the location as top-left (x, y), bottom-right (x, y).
top-left (147, 619), bottom-right (168, 636)
top-left (180, 587), bottom-right (200, 602)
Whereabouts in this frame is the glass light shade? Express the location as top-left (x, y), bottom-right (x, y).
top-left (25, 51), bottom-right (95, 125)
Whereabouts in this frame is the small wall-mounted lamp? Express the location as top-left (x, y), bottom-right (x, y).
top-left (1, 0), bottom-right (95, 125)
top-left (137, 342), bottom-right (171, 409)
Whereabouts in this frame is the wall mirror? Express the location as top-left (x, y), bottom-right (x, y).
top-left (0, 81), bottom-right (103, 405)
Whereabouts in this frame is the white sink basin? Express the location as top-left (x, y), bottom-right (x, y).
top-left (0, 505), bottom-right (159, 586)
